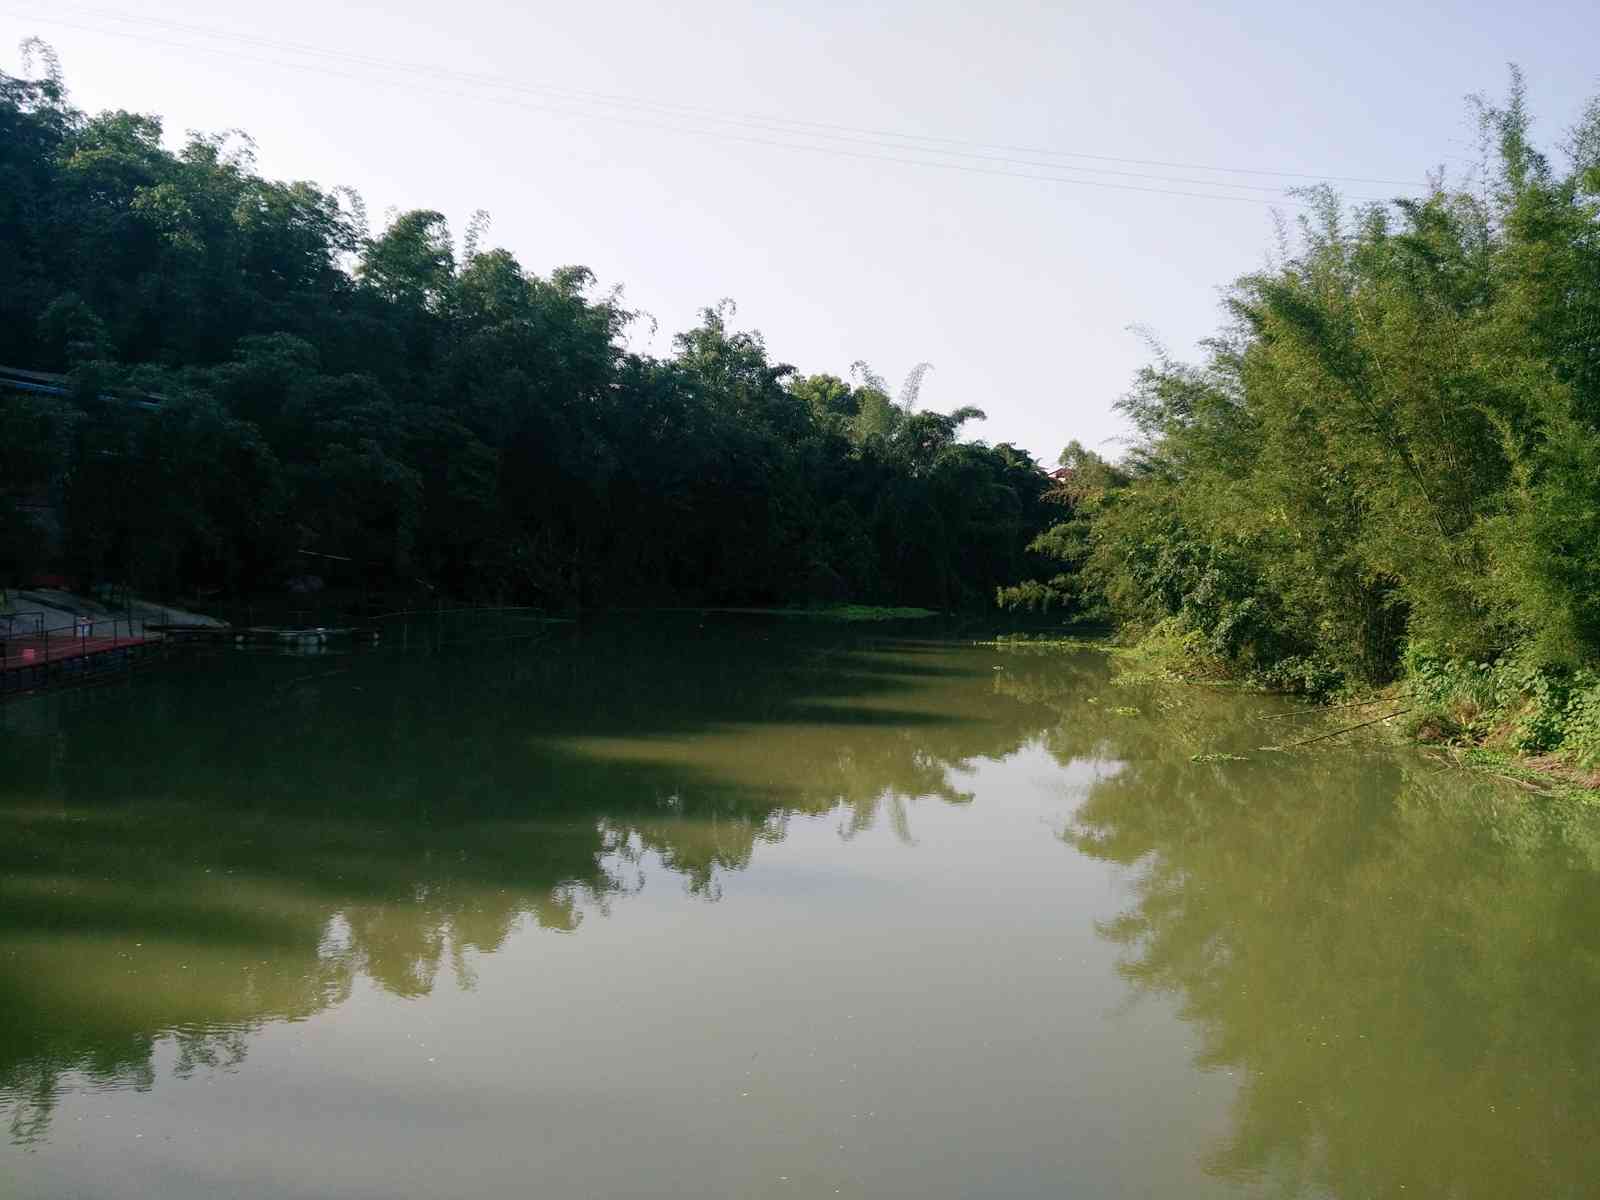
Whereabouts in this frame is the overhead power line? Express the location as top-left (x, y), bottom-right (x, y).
top-left (1, 4), bottom-right (1422, 207)
top-left (15, 2), bottom-right (1425, 190)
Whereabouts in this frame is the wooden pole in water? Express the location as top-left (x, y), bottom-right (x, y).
top-left (1257, 697), bottom-right (1398, 720)
top-left (1276, 708), bottom-right (1412, 750)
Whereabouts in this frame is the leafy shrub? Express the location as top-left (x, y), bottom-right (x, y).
top-left (1404, 640), bottom-right (1600, 764)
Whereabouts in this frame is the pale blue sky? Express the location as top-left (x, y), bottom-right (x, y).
top-left (3, 1), bottom-right (1595, 461)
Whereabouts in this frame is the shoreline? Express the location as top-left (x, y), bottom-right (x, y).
top-left (984, 631), bottom-right (1600, 799)
top-left (1, 588), bottom-right (226, 636)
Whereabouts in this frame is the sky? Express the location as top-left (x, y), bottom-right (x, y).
top-left (1, 1), bottom-right (1595, 462)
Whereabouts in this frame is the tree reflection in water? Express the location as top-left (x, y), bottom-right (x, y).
top-left (1035, 665), bottom-right (1600, 1199)
top-left (7, 624), bottom-right (1599, 1200)
top-left (0, 619), bottom-right (1052, 1143)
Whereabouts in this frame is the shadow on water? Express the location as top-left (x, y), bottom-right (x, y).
top-left (0, 616), bottom-right (1062, 1142)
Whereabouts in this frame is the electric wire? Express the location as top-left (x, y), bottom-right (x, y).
top-left (17, 1), bottom-right (1426, 190)
top-left (1, 6), bottom-right (1420, 207)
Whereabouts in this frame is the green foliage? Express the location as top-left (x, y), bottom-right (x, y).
top-left (0, 51), bottom-right (1054, 608)
top-left (1006, 71), bottom-right (1600, 731)
top-left (1404, 643), bottom-right (1600, 765)
top-left (996, 440), bottom-right (1125, 619)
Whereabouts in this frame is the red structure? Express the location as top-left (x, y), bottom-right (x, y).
top-left (0, 619), bottom-right (168, 697)
top-left (1, 631), bottom-right (150, 670)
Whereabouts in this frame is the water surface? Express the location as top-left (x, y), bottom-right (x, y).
top-left (3, 618), bottom-right (1598, 1198)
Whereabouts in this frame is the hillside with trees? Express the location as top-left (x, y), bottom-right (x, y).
top-left (0, 44), bottom-right (1052, 612)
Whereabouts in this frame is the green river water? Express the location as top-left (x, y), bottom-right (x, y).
top-left (2, 616), bottom-right (1597, 1198)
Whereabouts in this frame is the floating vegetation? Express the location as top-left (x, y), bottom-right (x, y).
top-left (972, 635), bottom-right (1110, 651)
top-left (763, 605), bottom-right (937, 622)
top-left (1191, 751), bottom-right (1250, 764)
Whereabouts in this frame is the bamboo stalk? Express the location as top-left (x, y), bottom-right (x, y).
top-left (1256, 697), bottom-right (1397, 721)
top-left (1275, 708), bottom-right (1411, 750)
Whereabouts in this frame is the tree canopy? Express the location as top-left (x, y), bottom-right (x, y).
top-left (0, 48), bottom-right (1054, 611)
top-left (1007, 71), bottom-right (1600, 702)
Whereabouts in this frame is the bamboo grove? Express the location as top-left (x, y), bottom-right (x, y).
top-left (0, 47), bottom-right (1052, 612)
top-left (1004, 72), bottom-right (1600, 757)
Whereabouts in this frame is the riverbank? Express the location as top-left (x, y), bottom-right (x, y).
top-left (0, 590), bottom-right (225, 696)
top-left (989, 628), bottom-right (1600, 798)
top-left (1, 592), bottom-right (942, 648)
top-left (1, 588), bottom-right (225, 635)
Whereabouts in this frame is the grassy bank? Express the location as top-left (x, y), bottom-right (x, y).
top-left (1399, 648), bottom-right (1600, 791)
top-left (1100, 624), bottom-right (1600, 795)
top-left (986, 624), bottom-right (1600, 796)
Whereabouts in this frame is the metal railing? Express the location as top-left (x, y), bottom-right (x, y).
top-left (0, 610), bottom-right (165, 695)
top-left (0, 599), bottom-right (563, 694)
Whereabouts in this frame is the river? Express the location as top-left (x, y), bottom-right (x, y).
top-left (2, 615), bottom-right (1597, 1198)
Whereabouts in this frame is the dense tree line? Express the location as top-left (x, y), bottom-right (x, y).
top-left (1009, 74), bottom-right (1600, 718)
top-left (0, 47), bottom-right (1051, 610)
